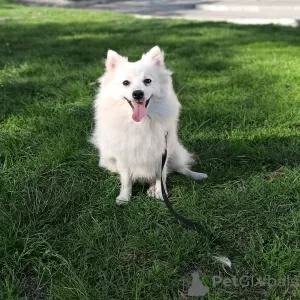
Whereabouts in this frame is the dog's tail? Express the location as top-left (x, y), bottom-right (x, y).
top-left (169, 143), bottom-right (207, 180)
top-left (178, 169), bottom-right (208, 180)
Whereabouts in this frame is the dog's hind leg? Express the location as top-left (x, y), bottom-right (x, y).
top-left (147, 157), bottom-right (167, 200)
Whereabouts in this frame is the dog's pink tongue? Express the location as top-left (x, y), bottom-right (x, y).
top-left (132, 102), bottom-right (147, 122)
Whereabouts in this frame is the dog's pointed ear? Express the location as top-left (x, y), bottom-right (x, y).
top-left (105, 50), bottom-right (127, 72)
top-left (143, 46), bottom-right (164, 67)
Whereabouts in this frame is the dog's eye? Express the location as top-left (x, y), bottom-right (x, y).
top-left (143, 79), bottom-right (152, 85)
top-left (123, 80), bottom-right (130, 86)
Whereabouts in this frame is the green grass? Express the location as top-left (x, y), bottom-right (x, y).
top-left (1, 2), bottom-right (300, 300)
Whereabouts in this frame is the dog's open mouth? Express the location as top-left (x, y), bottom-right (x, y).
top-left (125, 95), bottom-right (152, 122)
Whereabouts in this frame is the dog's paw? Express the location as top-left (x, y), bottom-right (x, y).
top-left (147, 185), bottom-right (165, 200)
top-left (116, 194), bottom-right (130, 205)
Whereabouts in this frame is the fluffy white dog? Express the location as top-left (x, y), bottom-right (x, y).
top-left (91, 46), bottom-right (207, 204)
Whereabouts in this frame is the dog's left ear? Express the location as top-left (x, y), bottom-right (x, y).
top-left (142, 46), bottom-right (164, 67)
top-left (105, 50), bottom-right (128, 72)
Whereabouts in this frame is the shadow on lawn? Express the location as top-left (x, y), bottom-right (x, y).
top-left (189, 135), bottom-right (300, 182)
top-left (1, 19), bottom-right (299, 111)
top-left (1, 18), bottom-right (300, 180)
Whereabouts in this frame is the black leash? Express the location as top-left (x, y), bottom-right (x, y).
top-left (160, 134), bottom-right (230, 251)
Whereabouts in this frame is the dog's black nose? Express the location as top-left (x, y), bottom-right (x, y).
top-left (132, 90), bottom-right (144, 100)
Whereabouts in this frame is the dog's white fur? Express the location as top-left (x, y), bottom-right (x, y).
top-left (91, 46), bottom-right (207, 204)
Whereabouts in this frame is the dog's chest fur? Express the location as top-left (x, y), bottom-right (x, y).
top-left (94, 103), bottom-right (168, 179)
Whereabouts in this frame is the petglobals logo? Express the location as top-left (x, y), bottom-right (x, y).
top-left (184, 272), bottom-right (299, 297)
top-left (212, 275), bottom-right (299, 288)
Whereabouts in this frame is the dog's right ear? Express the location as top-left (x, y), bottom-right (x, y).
top-left (142, 46), bottom-right (164, 67)
top-left (105, 50), bottom-right (127, 72)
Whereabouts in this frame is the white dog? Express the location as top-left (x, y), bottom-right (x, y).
top-left (91, 46), bottom-right (207, 204)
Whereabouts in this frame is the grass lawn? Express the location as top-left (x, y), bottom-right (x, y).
top-left (1, 1), bottom-right (300, 299)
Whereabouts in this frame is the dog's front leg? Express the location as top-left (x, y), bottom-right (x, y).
top-left (147, 158), bottom-right (167, 200)
top-left (116, 163), bottom-right (132, 205)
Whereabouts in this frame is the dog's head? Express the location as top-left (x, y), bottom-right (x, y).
top-left (100, 46), bottom-right (172, 122)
